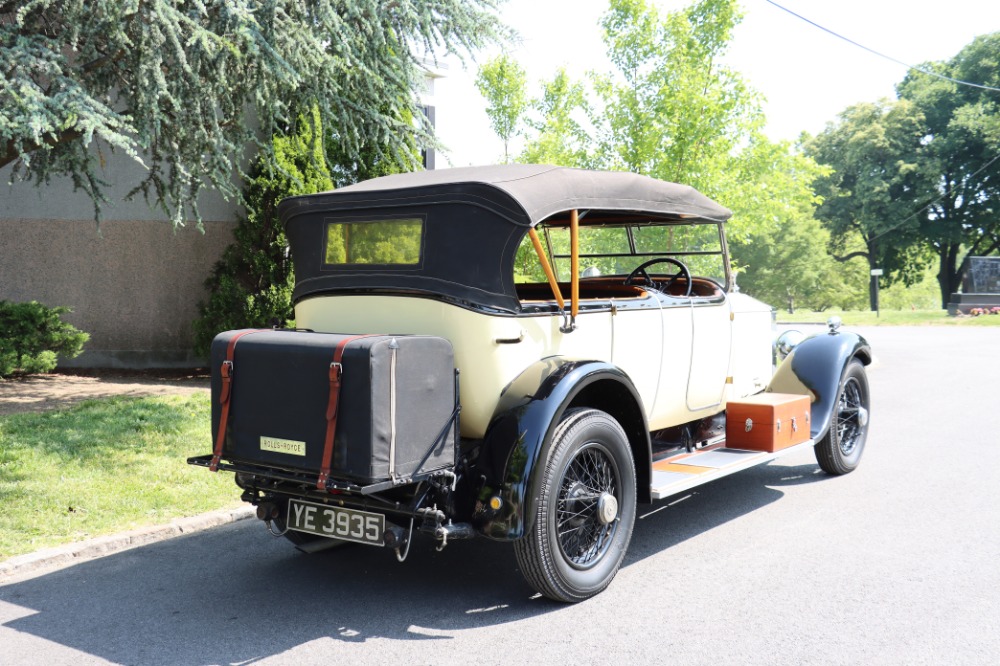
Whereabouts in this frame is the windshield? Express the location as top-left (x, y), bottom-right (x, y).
top-left (520, 222), bottom-right (727, 288)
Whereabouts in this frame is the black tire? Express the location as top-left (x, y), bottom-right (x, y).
top-left (815, 359), bottom-right (870, 475)
top-left (514, 408), bottom-right (637, 603)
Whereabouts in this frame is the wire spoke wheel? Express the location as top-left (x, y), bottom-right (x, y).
top-left (815, 360), bottom-right (870, 475)
top-left (514, 408), bottom-right (636, 603)
top-left (836, 377), bottom-right (866, 457)
top-left (556, 444), bottom-right (619, 568)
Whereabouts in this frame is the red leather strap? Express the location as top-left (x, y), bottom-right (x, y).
top-left (210, 330), bottom-right (265, 472)
top-left (317, 334), bottom-right (379, 490)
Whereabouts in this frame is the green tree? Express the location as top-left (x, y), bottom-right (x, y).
top-left (731, 210), bottom-right (868, 312)
top-left (193, 99), bottom-right (417, 354)
top-left (879, 265), bottom-right (942, 311)
top-left (521, 69), bottom-right (591, 166)
top-left (475, 54), bottom-right (528, 162)
top-left (0, 0), bottom-right (504, 224)
top-left (803, 99), bottom-right (934, 310)
top-left (592, 0), bottom-right (760, 192)
top-left (588, 0), bottom-right (823, 246)
top-left (896, 33), bottom-right (1000, 307)
top-left (192, 119), bottom-right (333, 355)
top-left (479, 0), bottom-right (834, 307)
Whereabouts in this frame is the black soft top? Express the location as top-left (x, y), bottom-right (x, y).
top-left (279, 165), bottom-right (731, 313)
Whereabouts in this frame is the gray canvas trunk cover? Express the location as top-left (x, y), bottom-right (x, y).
top-left (210, 330), bottom-right (456, 485)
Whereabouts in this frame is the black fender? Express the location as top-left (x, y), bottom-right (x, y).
top-left (767, 329), bottom-right (872, 440)
top-left (471, 357), bottom-right (651, 541)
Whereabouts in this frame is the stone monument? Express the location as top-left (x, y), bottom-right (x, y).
top-left (948, 256), bottom-right (1000, 314)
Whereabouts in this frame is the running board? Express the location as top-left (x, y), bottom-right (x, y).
top-left (649, 439), bottom-right (816, 500)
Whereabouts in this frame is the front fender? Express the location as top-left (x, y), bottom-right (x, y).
top-left (472, 357), bottom-right (647, 541)
top-left (767, 329), bottom-right (871, 440)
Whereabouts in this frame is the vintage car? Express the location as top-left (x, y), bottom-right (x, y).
top-left (188, 164), bottom-right (872, 603)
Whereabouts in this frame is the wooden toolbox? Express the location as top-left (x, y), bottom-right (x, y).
top-left (725, 393), bottom-right (811, 452)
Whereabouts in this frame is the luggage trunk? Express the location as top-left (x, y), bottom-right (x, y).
top-left (210, 329), bottom-right (457, 485)
top-left (725, 393), bottom-right (811, 453)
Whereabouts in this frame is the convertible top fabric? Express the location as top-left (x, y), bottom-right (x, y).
top-left (281, 164), bottom-right (732, 227)
top-left (278, 165), bottom-right (730, 312)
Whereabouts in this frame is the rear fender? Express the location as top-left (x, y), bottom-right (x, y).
top-left (767, 329), bottom-right (871, 440)
top-left (472, 358), bottom-right (650, 541)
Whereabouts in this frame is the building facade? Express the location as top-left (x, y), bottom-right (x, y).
top-left (0, 157), bottom-right (237, 368)
top-left (2, 69), bottom-right (444, 369)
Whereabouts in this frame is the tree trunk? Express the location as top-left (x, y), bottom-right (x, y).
top-left (832, 247), bottom-right (873, 309)
top-left (867, 244), bottom-right (878, 312)
top-left (936, 244), bottom-right (960, 310)
top-left (936, 264), bottom-right (949, 310)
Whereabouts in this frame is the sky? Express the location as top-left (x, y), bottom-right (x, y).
top-left (431, 0), bottom-right (1000, 167)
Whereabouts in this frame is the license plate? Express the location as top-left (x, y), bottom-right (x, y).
top-left (286, 499), bottom-right (385, 546)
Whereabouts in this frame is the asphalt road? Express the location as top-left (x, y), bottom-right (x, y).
top-left (1, 325), bottom-right (998, 665)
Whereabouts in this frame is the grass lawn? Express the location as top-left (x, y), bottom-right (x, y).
top-left (0, 393), bottom-right (240, 560)
top-left (775, 309), bottom-right (1000, 326)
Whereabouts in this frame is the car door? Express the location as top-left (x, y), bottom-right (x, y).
top-left (647, 296), bottom-right (694, 430)
top-left (686, 295), bottom-right (732, 411)
top-left (647, 294), bottom-right (730, 427)
top-left (629, 223), bottom-right (732, 416)
top-left (611, 292), bottom-right (664, 422)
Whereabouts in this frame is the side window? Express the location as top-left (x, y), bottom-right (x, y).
top-left (514, 233), bottom-right (549, 284)
top-left (513, 225), bottom-right (632, 284)
top-left (546, 226), bottom-right (632, 280)
top-left (324, 218), bottom-right (423, 266)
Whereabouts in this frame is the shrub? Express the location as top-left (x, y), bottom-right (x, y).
top-left (192, 109), bottom-right (413, 357)
top-left (0, 301), bottom-right (89, 377)
top-left (192, 119), bottom-right (334, 357)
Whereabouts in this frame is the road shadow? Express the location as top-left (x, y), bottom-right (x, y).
top-left (0, 460), bottom-right (814, 664)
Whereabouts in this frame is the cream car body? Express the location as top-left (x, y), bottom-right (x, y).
top-left (192, 165), bottom-right (872, 604)
top-left (297, 289), bottom-right (771, 438)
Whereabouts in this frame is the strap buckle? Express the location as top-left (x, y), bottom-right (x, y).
top-left (221, 360), bottom-right (234, 379)
top-left (329, 362), bottom-right (343, 381)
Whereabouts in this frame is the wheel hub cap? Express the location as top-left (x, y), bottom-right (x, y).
top-left (597, 492), bottom-right (618, 525)
top-left (857, 406), bottom-right (869, 427)
top-left (556, 443), bottom-right (621, 569)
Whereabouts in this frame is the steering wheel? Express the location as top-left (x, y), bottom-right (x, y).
top-left (624, 257), bottom-right (692, 297)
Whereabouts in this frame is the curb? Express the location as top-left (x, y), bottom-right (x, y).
top-left (0, 506), bottom-right (255, 583)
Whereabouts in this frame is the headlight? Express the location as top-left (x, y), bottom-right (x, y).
top-left (775, 330), bottom-right (805, 362)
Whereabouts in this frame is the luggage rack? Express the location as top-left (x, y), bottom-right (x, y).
top-left (188, 457), bottom-right (455, 501)
top-left (187, 454), bottom-right (427, 495)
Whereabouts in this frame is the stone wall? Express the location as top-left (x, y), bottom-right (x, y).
top-left (1, 158), bottom-right (239, 368)
top-left (0, 218), bottom-right (235, 367)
